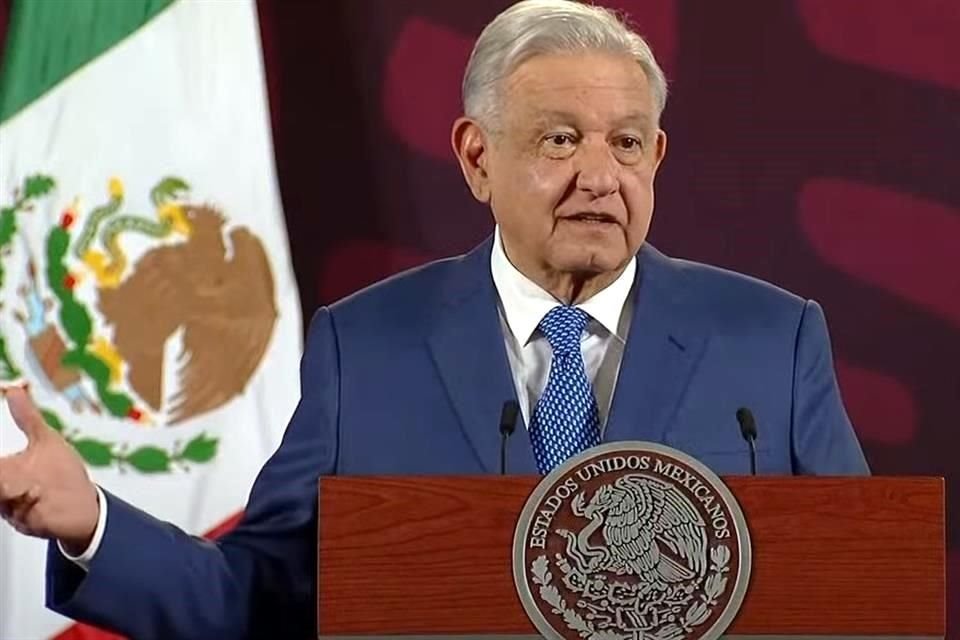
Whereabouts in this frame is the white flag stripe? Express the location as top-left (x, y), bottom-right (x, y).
top-left (0, 1), bottom-right (301, 637)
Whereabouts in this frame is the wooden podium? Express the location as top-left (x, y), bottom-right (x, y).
top-left (317, 476), bottom-right (944, 638)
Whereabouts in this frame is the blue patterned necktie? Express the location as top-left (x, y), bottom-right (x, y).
top-left (529, 305), bottom-right (602, 474)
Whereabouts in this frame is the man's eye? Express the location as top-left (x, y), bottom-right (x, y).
top-left (617, 136), bottom-right (642, 151)
top-left (545, 133), bottom-right (575, 146)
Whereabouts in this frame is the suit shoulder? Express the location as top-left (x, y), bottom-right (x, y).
top-left (663, 253), bottom-right (809, 328)
top-left (322, 252), bottom-right (467, 329)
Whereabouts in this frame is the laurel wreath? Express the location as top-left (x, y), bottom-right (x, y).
top-left (41, 408), bottom-right (218, 473)
top-left (532, 555), bottom-right (599, 638)
top-left (0, 175), bottom-right (54, 379)
top-left (531, 543), bottom-right (731, 640)
top-left (1, 174), bottom-right (218, 473)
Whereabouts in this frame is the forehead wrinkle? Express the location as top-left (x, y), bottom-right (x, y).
top-left (508, 80), bottom-right (652, 108)
top-left (499, 54), bottom-right (658, 133)
top-left (519, 106), bottom-right (654, 134)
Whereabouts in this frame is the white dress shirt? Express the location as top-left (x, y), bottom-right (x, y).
top-left (58, 485), bottom-right (106, 568)
top-left (490, 227), bottom-right (636, 430)
top-left (65, 229), bottom-right (637, 568)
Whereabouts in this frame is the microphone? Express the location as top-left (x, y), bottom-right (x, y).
top-left (499, 400), bottom-right (520, 475)
top-left (736, 407), bottom-right (759, 476)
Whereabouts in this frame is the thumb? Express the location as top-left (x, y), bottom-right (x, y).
top-left (2, 386), bottom-right (49, 443)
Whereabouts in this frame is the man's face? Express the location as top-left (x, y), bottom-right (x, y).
top-left (480, 51), bottom-right (666, 280)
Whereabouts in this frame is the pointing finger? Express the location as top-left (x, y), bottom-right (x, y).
top-left (2, 386), bottom-right (49, 443)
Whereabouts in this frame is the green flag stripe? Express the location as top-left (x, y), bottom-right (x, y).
top-left (0, 0), bottom-right (175, 125)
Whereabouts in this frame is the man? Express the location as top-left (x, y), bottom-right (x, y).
top-left (0, 1), bottom-right (868, 638)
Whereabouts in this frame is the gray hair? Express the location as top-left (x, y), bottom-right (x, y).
top-left (462, 0), bottom-right (668, 128)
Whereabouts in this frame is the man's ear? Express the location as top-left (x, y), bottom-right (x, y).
top-left (651, 128), bottom-right (667, 175)
top-left (451, 117), bottom-right (492, 203)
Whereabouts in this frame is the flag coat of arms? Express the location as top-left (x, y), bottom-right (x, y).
top-left (0, 1), bottom-right (302, 637)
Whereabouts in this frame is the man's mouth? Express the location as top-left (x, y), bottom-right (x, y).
top-left (564, 212), bottom-right (618, 224)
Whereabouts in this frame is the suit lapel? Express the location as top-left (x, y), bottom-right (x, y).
top-left (604, 244), bottom-right (710, 445)
top-left (427, 238), bottom-right (539, 475)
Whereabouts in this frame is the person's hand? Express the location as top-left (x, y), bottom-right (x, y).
top-left (0, 386), bottom-right (100, 555)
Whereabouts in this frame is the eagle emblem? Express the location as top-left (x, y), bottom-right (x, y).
top-left (564, 474), bottom-right (709, 591)
top-left (0, 174), bottom-right (278, 472)
top-left (513, 442), bottom-right (751, 640)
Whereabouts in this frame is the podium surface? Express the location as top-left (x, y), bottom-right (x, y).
top-left (317, 476), bottom-right (944, 638)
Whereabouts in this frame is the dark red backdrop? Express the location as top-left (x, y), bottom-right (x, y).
top-left (2, 0), bottom-right (957, 633)
top-left (256, 0), bottom-right (958, 627)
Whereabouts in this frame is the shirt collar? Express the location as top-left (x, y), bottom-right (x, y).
top-left (490, 226), bottom-right (636, 347)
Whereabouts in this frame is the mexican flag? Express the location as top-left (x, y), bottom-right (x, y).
top-left (0, 1), bottom-right (302, 638)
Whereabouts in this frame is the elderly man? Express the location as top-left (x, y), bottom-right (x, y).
top-left (0, 1), bottom-right (868, 638)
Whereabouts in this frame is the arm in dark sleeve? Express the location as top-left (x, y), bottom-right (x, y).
top-left (46, 307), bottom-right (341, 640)
top-left (790, 300), bottom-right (869, 475)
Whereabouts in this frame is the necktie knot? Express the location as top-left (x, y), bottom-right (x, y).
top-left (539, 305), bottom-right (589, 356)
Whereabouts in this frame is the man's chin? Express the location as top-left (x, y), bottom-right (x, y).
top-left (549, 250), bottom-right (629, 277)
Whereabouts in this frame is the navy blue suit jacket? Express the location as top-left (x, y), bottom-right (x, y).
top-left (46, 238), bottom-right (868, 638)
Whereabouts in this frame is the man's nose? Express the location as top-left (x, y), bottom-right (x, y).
top-left (575, 141), bottom-right (619, 197)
